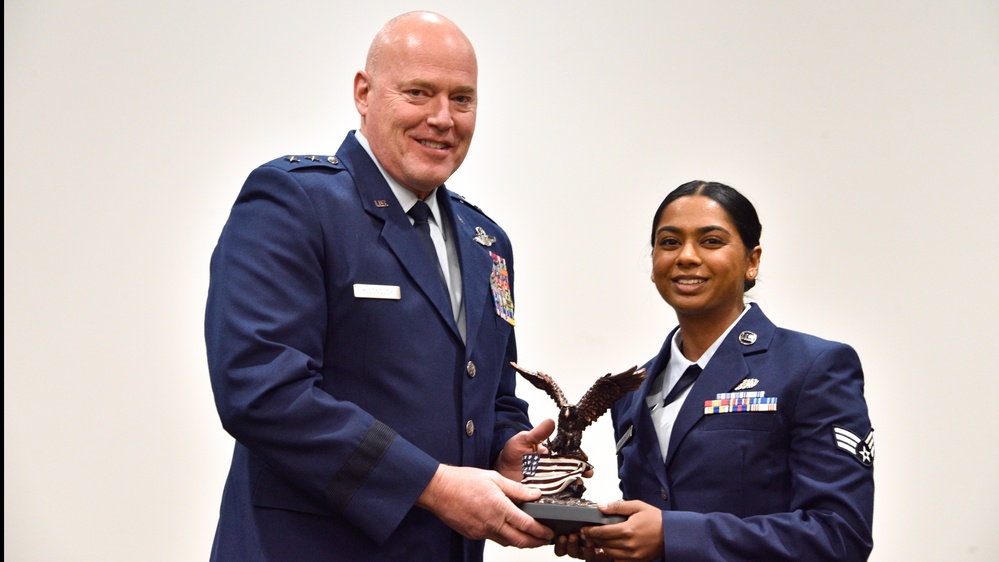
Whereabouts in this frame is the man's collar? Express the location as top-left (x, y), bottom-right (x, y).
top-left (355, 131), bottom-right (445, 235)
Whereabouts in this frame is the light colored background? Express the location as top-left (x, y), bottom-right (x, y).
top-left (5, 1), bottom-right (998, 560)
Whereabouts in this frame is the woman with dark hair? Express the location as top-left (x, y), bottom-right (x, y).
top-left (556, 181), bottom-right (875, 561)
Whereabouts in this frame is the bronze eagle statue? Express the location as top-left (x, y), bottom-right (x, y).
top-left (511, 362), bottom-right (646, 461)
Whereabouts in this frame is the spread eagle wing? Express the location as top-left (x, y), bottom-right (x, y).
top-left (575, 366), bottom-right (647, 429)
top-left (510, 362), bottom-right (569, 409)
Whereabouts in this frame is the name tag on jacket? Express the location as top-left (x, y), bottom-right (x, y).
top-left (353, 284), bottom-right (401, 300)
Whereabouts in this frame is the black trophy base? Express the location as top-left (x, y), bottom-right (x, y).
top-left (520, 500), bottom-right (626, 537)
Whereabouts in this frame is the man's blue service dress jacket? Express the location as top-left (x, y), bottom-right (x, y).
top-left (205, 132), bottom-right (531, 561)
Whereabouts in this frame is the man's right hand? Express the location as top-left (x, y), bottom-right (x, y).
top-left (416, 464), bottom-right (555, 548)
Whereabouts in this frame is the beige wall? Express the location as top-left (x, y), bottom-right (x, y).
top-left (5, 1), bottom-right (998, 560)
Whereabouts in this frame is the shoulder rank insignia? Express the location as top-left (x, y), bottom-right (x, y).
top-left (451, 191), bottom-right (482, 212)
top-left (451, 190), bottom-right (498, 222)
top-left (274, 155), bottom-right (341, 168)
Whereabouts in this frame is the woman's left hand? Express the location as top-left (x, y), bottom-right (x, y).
top-left (579, 500), bottom-right (664, 562)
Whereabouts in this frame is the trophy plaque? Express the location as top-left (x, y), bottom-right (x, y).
top-left (511, 361), bottom-right (646, 536)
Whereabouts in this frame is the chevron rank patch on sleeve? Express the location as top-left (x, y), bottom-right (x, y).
top-left (833, 426), bottom-right (875, 466)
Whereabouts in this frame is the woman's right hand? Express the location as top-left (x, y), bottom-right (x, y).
top-left (554, 530), bottom-right (612, 561)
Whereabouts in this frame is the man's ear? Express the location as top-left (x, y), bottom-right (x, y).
top-left (353, 71), bottom-right (371, 116)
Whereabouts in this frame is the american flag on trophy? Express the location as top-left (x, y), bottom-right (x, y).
top-left (522, 452), bottom-right (541, 477)
top-left (521, 453), bottom-right (592, 495)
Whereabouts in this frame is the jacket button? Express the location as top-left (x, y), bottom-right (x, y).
top-left (660, 487), bottom-right (669, 501)
top-left (466, 361), bottom-right (476, 377)
top-left (466, 420), bottom-right (475, 436)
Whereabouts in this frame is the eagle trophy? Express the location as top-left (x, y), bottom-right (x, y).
top-left (511, 362), bottom-right (646, 462)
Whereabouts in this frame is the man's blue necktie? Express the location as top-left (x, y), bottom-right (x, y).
top-left (408, 200), bottom-right (448, 289)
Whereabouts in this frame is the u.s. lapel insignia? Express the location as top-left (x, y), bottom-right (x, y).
top-left (473, 226), bottom-right (496, 247)
top-left (374, 200), bottom-right (389, 208)
top-left (833, 426), bottom-right (875, 467)
top-left (732, 378), bottom-right (759, 391)
top-left (738, 331), bottom-right (757, 345)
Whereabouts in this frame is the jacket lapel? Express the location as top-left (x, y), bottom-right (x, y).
top-left (439, 191), bottom-right (493, 344)
top-left (635, 332), bottom-right (676, 491)
top-left (339, 135), bottom-right (460, 339)
top-left (665, 303), bottom-right (774, 468)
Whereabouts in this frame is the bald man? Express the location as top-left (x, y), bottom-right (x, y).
top-left (206, 11), bottom-right (555, 561)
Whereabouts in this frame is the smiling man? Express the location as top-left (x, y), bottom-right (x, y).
top-left (205, 11), bottom-right (555, 562)
top-left (354, 13), bottom-right (478, 199)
